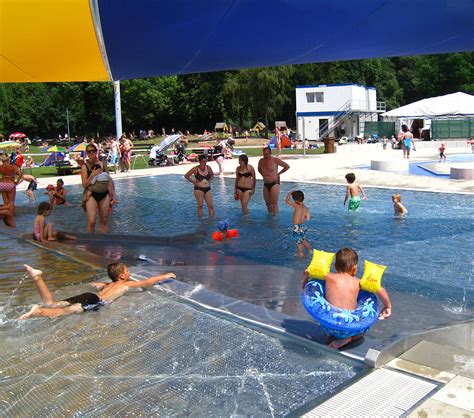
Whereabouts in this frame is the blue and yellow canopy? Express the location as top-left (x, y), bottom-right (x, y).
top-left (1, 0), bottom-right (473, 82)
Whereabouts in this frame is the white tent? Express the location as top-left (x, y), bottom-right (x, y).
top-left (382, 92), bottom-right (474, 119)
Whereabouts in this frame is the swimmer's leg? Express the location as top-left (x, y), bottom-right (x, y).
top-left (303, 239), bottom-right (312, 253)
top-left (194, 190), bottom-right (204, 217)
top-left (24, 265), bottom-right (55, 305)
top-left (296, 243), bottom-right (304, 257)
top-left (204, 190), bottom-right (215, 218)
top-left (45, 223), bottom-right (57, 241)
top-left (270, 184), bottom-right (280, 215)
top-left (263, 185), bottom-right (272, 213)
top-left (329, 334), bottom-right (363, 350)
top-left (239, 190), bottom-right (251, 216)
top-left (19, 303), bottom-right (82, 320)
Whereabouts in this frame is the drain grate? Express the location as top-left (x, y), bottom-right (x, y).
top-left (304, 368), bottom-right (437, 417)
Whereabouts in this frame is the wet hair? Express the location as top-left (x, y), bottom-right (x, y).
top-left (392, 193), bottom-right (401, 202)
top-left (107, 262), bottom-right (127, 282)
top-left (334, 248), bottom-right (359, 273)
top-left (198, 154), bottom-right (207, 162)
top-left (238, 154), bottom-right (248, 166)
top-left (345, 173), bottom-right (356, 184)
top-left (37, 202), bottom-right (52, 215)
top-left (292, 190), bottom-right (304, 202)
top-left (263, 146), bottom-right (272, 154)
top-left (57, 179), bottom-right (64, 186)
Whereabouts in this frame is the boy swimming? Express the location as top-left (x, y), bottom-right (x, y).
top-left (343, 173), bottom-right (366, 211)
top-left (301, 247), bottom-right (392, 349)
top-left (19, 263), bottom-right (176, 320)
top-left (285, 190), bottom-right (311, 256)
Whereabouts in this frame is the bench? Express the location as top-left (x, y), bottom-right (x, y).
top-left (55, 162), bottom-right (82, 176)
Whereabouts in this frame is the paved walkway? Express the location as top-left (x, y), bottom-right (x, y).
top-left (19, 147), bottom-right (474, 194)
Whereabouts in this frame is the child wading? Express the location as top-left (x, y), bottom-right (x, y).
top-left (285, 190), bottom-right (311, 257)
top-left (344, 173), bottom-right (366, 211)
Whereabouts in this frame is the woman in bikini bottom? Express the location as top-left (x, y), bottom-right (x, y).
top-left (194, 185), bottom-right (211, 195)
top-left (91, 190), bottom-right (109, 203)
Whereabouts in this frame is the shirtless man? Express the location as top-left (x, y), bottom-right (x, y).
top-left (258, 147), bottom-right (289, 215)
top-left (19, 263), bottom-right (176, 320)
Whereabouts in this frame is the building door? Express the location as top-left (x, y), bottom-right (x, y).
top-left (319, 119), bottom-right (329, 138)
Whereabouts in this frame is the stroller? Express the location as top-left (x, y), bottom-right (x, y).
top-left (148, 134), bottom-right (181, 167)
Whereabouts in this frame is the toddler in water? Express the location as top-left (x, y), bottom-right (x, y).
top-left (301, 247), bottom-right (392, 349)
top-left (26, 177), bottom-right (38, 203)
top-left (344, 173), bottom-right (366, 211)
top-left (392, 193), bottom-right (407, 214)
top-left (285, 190), bottom-right (311, 256)
top-left (33, 202), bottom-right (76, 242)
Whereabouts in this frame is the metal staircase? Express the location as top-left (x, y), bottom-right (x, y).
top-left (326, 100), bottom-right (386, 138)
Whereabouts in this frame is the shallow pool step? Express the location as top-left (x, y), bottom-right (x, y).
top-left (400, 340), bottom-right (474, 379)
top-left (303, 368), bottom-right (437, 417)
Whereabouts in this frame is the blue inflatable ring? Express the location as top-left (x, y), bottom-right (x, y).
top-left (302, 280), bottom-right (379, 339)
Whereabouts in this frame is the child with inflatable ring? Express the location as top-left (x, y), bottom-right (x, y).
top-left (301, 247), bottom-right (392, 350)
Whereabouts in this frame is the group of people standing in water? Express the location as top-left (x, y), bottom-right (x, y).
top-left (185, 147), bottom-right (290, 217)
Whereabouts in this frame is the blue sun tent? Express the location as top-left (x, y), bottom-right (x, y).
top-left (2, 0), bottom-right (473, 83)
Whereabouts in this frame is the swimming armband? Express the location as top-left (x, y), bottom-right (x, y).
top-left (306, 249), bottom-right (335, 279)
top-left (359, 260), bottom-right (386, 293)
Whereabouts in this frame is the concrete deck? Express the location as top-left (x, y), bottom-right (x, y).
top-left (18, 145), bottom-right (474, 194)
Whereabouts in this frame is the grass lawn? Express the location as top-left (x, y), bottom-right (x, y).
top-left (16, 139), bottom-right (325, 179)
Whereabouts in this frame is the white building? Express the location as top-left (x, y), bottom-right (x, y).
top-left (295, 84), bottom-right (386, 140)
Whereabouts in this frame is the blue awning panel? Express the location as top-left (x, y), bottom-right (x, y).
top-left (98, 0), bottom-right (474, 80)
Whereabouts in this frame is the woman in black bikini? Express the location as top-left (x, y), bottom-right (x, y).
top-left (184, 154), bottom-right (215, 218)
top-left (81, 143), bottom-right (116, 233)
top-left (234, 155), bottom-right (256, 215)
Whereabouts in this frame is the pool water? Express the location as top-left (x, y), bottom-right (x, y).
top-left (0, 235), bottom-right (364, 415)
top-left (2, 173), bottom-right (473, 414)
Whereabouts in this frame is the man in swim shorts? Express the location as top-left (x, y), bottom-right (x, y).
top-left (19, 263), bottom-right (176, 320)
top-left (257, 147), bottom-right (289, 215)
top-left (343, 173), bottom-right (366, 211)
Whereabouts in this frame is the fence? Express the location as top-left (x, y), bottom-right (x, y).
top-left (364, 121), bottom-right (395, 138)
top-left (431, 119), bottom-right (474, 139)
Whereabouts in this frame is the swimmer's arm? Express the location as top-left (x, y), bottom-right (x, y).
top-left (305, 206), bottom-right (310, 221)
top-left (14, 166), bottom-right (24, 185)
top-left (250, 166), bottom-right (256, 192)
top-left (90, 282), bottom-right (107, 290)
top-left (234, 167), bottom-right (239, 195)
top-left (184, 167), bottom-right (197, 185)
top-left (126, 272), bottom-right (176, 288)
top-left (38, 218), bottom-right (47, 242)
top-left (359, 185), bottom-right (367, 200)
top-left (208, 165), bottom-right (214, 181)
top-left (377, 286), bottom-right (392, 320)
top-left (343, 186), bottom-right (350, 206)
top-left (257, 159), bottom-right (264, 176)
top-left (276, 159), bottom-right (290, 175)
top-left (300, 270), bottom-right (310, 289)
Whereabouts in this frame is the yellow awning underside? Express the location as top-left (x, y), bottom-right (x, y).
top-left (0, 0), bottom-right (109, 82)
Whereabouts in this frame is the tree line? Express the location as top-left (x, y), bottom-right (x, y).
top-left (0, 53), bottom-right (472, 138)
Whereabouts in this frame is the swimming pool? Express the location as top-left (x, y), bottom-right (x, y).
top-left (2, 173), bottom-right (473, 413)
top-left (0, 234), bottom-right (364, 415)
top-left (13, 175), bottom-right (474, 328)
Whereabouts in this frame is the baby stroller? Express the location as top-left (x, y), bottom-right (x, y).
top-left (173, 142), bottom-right (187, 164)
top-left (148, 134), bottom-right (181, 167)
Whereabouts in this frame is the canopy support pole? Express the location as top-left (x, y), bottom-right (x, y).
top-left (114, 81), bottom-right (123, 139)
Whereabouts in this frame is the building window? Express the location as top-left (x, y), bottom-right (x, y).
top-left (306, 92), bottom-right (324, 103)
